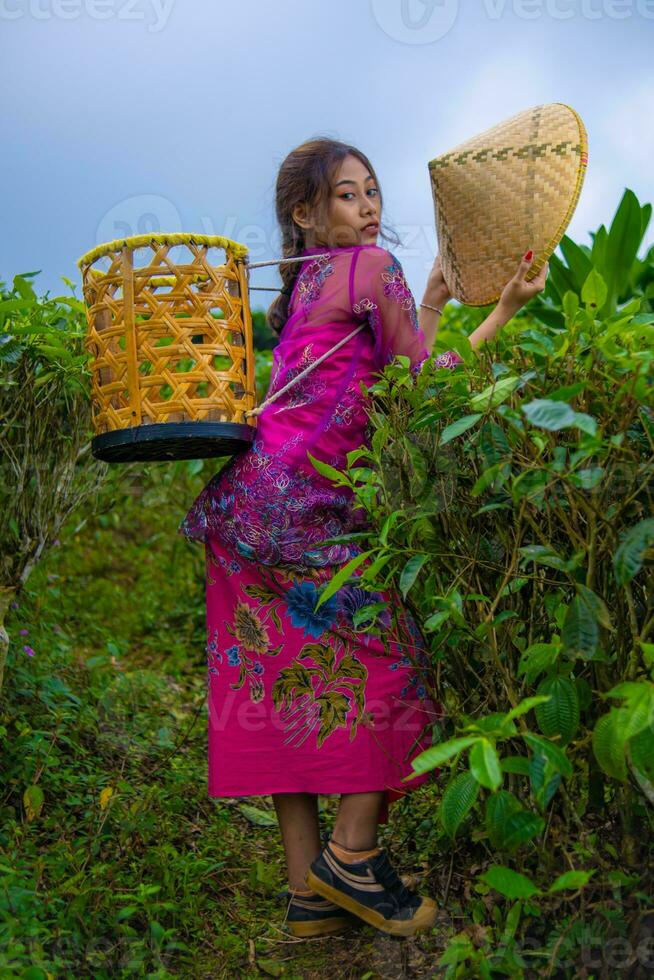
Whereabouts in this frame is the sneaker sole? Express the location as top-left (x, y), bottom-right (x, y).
top-left (305, 869), bottom-right (438, 938)
top-left (286, 915), bottom-right (356, 938)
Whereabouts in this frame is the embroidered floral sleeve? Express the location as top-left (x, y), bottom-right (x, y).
top-left (350, 246), bottom-right (463, 376)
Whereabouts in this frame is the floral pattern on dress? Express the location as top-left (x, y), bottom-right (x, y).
top-left (272, 639), bottom-right (368, 748)
top-left (353, 293), bottom-right (463, 376)
top-left (353, 295), bottom-right (426, 377)
top-left (433, 350), bottom-right (464, 369)
top-left (269, 343), bottom-right (328, 414)
top-left (204, 530), bottom-right (444, 822)
top-left (211, 596), bottom-right (285, 702)
top-left (326, 377), bottom-right (361, 430)
top-left (239, 557), bottom-right (436, 748)
top-left (179, 246), bottom-right (463, 573)
top-left (294, 254), bottom-right (334, 312)
top-left (179, 435), bottom-right (370, 569)
top-left (215, 559), bottom-right (418, 749)
top-left (380, 254), bottom-right (420, 332)
top-left (206, 543), bottom-right (242, 586)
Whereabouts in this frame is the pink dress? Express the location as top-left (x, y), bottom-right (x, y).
top-left (179, 244), bottom-right (462, 823)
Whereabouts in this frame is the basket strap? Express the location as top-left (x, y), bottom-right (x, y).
top-left (244, 323), bottom-right (367, 419)
top-left (246, 252), bottom-right (332, 269)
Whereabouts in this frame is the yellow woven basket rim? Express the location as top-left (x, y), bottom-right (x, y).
top-left (77, 232), bottom-right (249, 271)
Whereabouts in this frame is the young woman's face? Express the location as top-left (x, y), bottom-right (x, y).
top-left (320, 154), bottom-right (381, 248)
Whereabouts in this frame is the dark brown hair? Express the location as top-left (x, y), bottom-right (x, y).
top-left (266, 137), bottom-right (400, 337)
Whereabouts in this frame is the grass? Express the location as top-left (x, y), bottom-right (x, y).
top-left (1, 466), bottom-right (453, 979)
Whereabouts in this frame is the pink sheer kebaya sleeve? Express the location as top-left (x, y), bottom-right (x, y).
top-left (350, 246), bottom-right (463, 376)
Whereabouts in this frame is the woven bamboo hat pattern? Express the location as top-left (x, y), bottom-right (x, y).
top-left (428, 103), bottom-right (588, 306)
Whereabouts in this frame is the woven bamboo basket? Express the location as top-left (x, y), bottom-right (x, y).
top-left (77, 233), bottom-right (257, 462)
top-left (428, 102), bottom-right (588, 306)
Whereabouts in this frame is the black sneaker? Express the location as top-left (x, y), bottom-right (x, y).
top-left (305, 842), bottom-right (438, 937)
top-left (280, 888), bottom-right (358, 938)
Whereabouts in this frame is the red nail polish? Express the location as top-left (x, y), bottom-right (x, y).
top-left (524, 250), bottom-right (533, 262)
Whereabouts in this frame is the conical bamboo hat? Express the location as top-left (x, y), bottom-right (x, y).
top-left (428, 103), bottom-right (588, 306)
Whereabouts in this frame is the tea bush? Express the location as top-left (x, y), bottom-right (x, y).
top-left (311, 189), bottom-right (654, 975)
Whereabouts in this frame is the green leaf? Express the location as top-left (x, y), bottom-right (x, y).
top-left (479, 865), bottom-right (540, 899)
top-left (629, 726), bottom-right (654, 782)
top-left (535, 676), bottom-right (580, 746)
top-left (528, 750), bottom-right (561, 809)
top-left (313, 550), bottom-right (376, 611)
top-left (23, 784), bottom-right (45, 822)
top-left (548, 381), bottom-right (587, 403)
top-left (581, 268), bottom-right (608, 311)
top-left (439, 413), bottom-right (483, 445)
top-left (591, 223), bottom-right (608, 267)
top-left (592, 710), bottom-right (627, 781)
top-left (521, 398), bottom-right (597, 435)
top-left (116, 906), bottom-right (139, 921)
top-left (470, 461), bottom-right (510, 497)
top-left (522, 398), bottom-right (575, 430)
top-left (33, 370), bottom-right (56, 387)
top-left (236, 803), bottom-right (278, 826)
top-left (305, 451), bottom-right (351, 487)
top-left (559, 237), bottom-right (593, 292)
top-left (440, 772), bottom-right (480, 838)
top-left (423, 610), bottom-right (450, 632)
top-left (517, 643), bottom-right (560, 684)
top-left (523, 733), bottom-right (572, 777)
top-left (500, 810), bottom-right (546, 851)
top-left (548, 870), bottom-right (594, 893)
top-left (501, 756), bottom-right (531, 776)
top-left (463, 712), bottom-right (516, 738)
top-left (562, 289), bottom-right (580, 325)
top-left (518, 545), bottom-right (572, 572)
top-left (505, 696), bottom-right (551, 724)
top-left (359, 550), bottom-right (394, 585)
top-left (561, 594), bottom-right (600, 661)
top-left (257, 958), bottom-right (285, 977)
top-left (605, 682), bottom-right (654, 743)
top-left (485, 791), bottom-right (522, 848)
top-left (405, 736), bottom-right (481, 778)
top-left (603, 189), bottom-right (644, 305)
top-left (613, 519), bottom-right (654, 586)
top-left (379, 511), bottom-right (401, 546)
top-left (469, 738), bottom-right (502, 791)
top-left (574, 583), bottom-right (613, 631)
top-left (470, 376), bottom-right (521, 412)
top-left (399, 554), bottom-right (428, 600)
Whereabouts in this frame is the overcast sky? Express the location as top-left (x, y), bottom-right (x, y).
top-left (2, 0), bottom-right (653, 309)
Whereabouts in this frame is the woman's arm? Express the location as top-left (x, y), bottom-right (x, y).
top-left (419, 251), bottom-right (549, 355)
top-left (417, 278), bottom-right (450, 351)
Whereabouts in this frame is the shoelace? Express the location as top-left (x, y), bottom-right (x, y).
top-left (369, 851), bottom-right (418, 908)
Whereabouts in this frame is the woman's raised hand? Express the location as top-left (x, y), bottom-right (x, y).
top-left (466, 251), bottom-right (549, 351)
top-left (497, 250), bottom-right (549, 318)
top-left (424, 254), bottom-right (452, 306)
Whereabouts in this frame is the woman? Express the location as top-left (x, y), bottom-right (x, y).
top-left (178, 137), bottom-right (548, 937)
